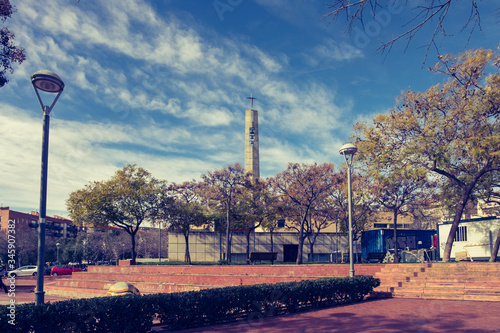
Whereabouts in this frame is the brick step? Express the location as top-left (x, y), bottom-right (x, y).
top-left (464, 289), bottom-right (500, 296)
top-left (420, 292), bottom-right (465, 300)
top-left (377, 266), bottom-right (429, 274)
top-left (426, 267), bottom-right (500, 274)
top-left (424, 270), bottom-right (498, 277)
top-left (45, 282), bottom-right (217, 298)
top-left (391, 291), bottom-right (424, 299)
top-left (86, 264), bottom-right (385, 277)
top-left (465, 281), bottom-right (500, 290)
top-left (463, 294), bottom-right (500, 302)
top-left (70, 272), bottom-right (309, 286)
top-left (45, 286), bottom-right (109, 299)
top-left (53, 278), bottom-right (222, 293)
top-left (377, 274), bottom-right (500, 284)
top-left (375, 271), bottom-right (419, 278)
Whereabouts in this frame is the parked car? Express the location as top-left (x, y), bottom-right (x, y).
top-left (50, 265), bottom-right (82, 276)
top-left (8, 265), bottom-right (38, 277)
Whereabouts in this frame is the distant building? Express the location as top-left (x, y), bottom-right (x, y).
top-left (168, 230), bottom-right (354, 263)
top-left (0, 206), bottom-right (78, 239)
top-left (438, 216), bottom-right (500, 261)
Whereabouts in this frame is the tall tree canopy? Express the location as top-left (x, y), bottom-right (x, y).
top-left (271, 162), bottom-right (336, 264)
top-left (0, 0), bottom-right (25, 87)
top-left (355, 49), bottom-right (500, 262)
top-left (66, 165), bottom-right (169, 263)
top-left (166, 180), bottom-right (207, 264)
top-left (201, 163), bottom-right (247, 263)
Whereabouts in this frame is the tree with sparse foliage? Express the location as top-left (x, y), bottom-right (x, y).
top-left (328, 168), bottom-right (375, 239)
top-left (166, 180), bottom-right (207, 264)
top-left (233, 177), bottom-right (279, 263)
top-left (354, 49), bottom-right (500, 262)
top-left (0, 0), bottom-right (25, 87)
top-left (271, 163), bottom-right (336, 265)
top-left (201, 163), bottom-right (246, 263)
top-left (67, 165), bottom-right (169, 264)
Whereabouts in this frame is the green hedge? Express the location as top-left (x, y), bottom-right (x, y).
top-left (0, 276), bottom-right (379, 332)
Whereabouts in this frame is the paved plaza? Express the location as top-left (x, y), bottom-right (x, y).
top-left (1, 287), bottom-right (499, 332)
top-left (176, 298), bottom-right (500, 333)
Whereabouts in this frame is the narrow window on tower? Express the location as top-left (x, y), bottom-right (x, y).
top-left (249, 127), bottom-right (255, 146)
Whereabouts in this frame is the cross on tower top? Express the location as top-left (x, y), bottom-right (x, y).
top-left (247, 95), bottom-right (257, 109)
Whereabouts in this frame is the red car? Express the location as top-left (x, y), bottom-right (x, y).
top-left (50, 265), bottom-right (82, 276)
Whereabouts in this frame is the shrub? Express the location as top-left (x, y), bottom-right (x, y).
top-left (0, 276), bottom-right (379, 332)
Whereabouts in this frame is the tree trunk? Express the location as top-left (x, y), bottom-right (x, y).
top-left (296, 218), bottom-right (306, 265)
top-left (246, 231), bottom-right (251, 264)
top-left (442, 189), bottom-right (471, 262)
top-left (130, 232), bottom-right (137, 265)
top-left (393, 209), bottom-right (399, 263)
top-left (490, 228), bottom-right (500, 262)
top-left (183, 230), bottom-right (191, 264)
top-left (309, 241), bottom-right (315, 263)
top-left (270, 229), bottom-right (274, 253)
top-left (226, 198), bottom-right (231, 263)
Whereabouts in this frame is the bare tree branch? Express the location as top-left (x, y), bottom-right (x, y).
top-left (323, 0), bottom-right (487, 64)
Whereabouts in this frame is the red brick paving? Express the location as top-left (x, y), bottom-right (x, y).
top-left (175, 298), bottom-right (500, 333)
top-left (3, 276), bottom-right (500, 333)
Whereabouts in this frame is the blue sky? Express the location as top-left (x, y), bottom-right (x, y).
top-left (1, 0), bottom-right (498, 218)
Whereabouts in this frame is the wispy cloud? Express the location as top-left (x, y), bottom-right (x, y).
top-left (2, 0), bottom-right (355, 216)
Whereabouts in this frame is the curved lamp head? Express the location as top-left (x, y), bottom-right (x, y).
top-left (31, 70), bottom-right (65, 114)
top-left (31, 70), bottom-right (64, 93)
top-left (339, 143), bottom-right (357, 167)
top-left (339, 143), bottom-right (357, 156)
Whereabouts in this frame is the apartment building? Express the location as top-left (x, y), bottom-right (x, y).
top-left (0, 206), bottom-right (78, 239)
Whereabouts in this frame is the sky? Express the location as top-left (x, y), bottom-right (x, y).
top-left (1, 0), bottom-right (498, 218)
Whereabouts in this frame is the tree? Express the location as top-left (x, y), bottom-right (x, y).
top-left (329, 168), bottom-right (375, 238)
top-left (233, 177), bottom-right (279, 263)
top-left (474, 172), bottom-right (500, 261)
top-left (201, 163), bottom-right (246, 263)
top-left (305, 194), bottom-right (337, 262)
top-left (324, 0), bottom-right (489, 63)
top-left (354, 49), bottom-right (500, 262)
top-left (67, 165), bottom-right (169, 264)
top-left (166, 180), bottom-right (207, 264)
top-left (355, 118), bottom-right (438, 262)
top-left (0, 0), bottom-right (25, 87)
top-left (271, 163), bottom-right (335, 264)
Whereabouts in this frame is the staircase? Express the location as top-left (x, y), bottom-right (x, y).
top-left (373, 262), bottom-right (500, 301)
top-left (44, 264), bottom-right (384, 299)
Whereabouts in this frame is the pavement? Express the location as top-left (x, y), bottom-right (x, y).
top-left (0, 276), bottom-right (73, 305)
top-left (174, 298), bottom-right (500, 333)
top-left (2, 278), bottom-right (500, 332)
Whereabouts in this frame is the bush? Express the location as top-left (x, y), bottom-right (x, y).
top-left (0, 276), bottom-right (379, 332)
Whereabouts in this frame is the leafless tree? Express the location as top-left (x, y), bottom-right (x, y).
top-left (324, 0), bottom-right (487, 63)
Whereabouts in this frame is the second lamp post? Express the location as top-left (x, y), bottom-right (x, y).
top-left (339, 143), bottom-right (357, 278)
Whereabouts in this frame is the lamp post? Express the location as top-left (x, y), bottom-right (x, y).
top-left (32, 70), bottom-right (65, 305)
top-left (83, 239), bottom-right (87, 265)
top-left (339, 143), bottom-right (357, 278)
top-left (56, 242), bottom-right (60, 264)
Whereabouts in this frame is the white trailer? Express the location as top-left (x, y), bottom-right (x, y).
top-left (438, 216), bottom-right (500, 261)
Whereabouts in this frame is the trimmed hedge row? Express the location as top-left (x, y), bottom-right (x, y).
top-left (0, 275), bottom-right (379, 332)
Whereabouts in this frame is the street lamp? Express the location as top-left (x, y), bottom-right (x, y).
top-left (339, 143), bottom-right (357, 278)
top-left (56, 242), bottom-right (60, 264)
top-left (83, 239), bottom-right (87, 265)
top-left (32, 70), bottom-right (65, 305)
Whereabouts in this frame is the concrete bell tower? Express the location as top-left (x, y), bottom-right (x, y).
top-left (245, 96), bottom-right (259, 179)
